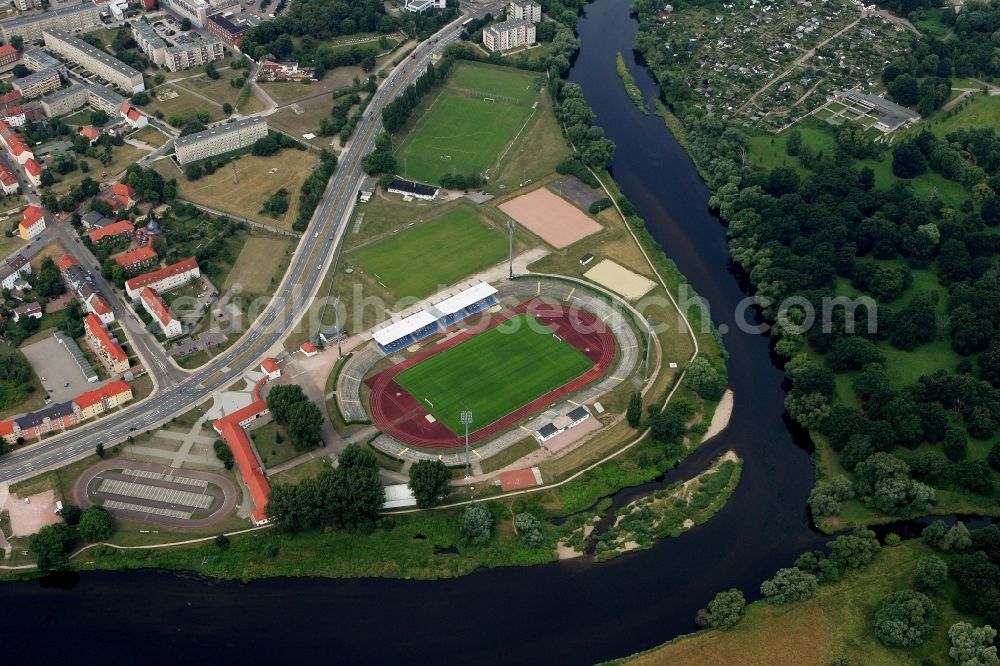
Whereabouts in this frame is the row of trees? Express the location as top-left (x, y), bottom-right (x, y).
top-left (30, 506), bottom-right (114, 571)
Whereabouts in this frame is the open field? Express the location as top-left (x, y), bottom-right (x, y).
top-left (172, 68), bottom-right (244, 108)
top-left (131, 126), bottom-right (168, 147)
top-left (156, 151), bottom-right (318, 230)
top-left (51, 145), bottom-right (147, 195)
top-left (269, 457), bottom-right (330, 485)
top-left (0, 229), bottom-right (25, 258)
top-left (222, 235), bottom-right (294, 294)
top-left (927, 94), bottom-right (1000, 136)
top-left (447, 62), bottom-right (544, 102)
top-left (143, 85), bottom-right (226, 124)
top-left (619, 540), bottom-right (971, 666)
top-left (267, 96), bottom-right (339, 148)
top-left (500, 186), bottom-right (602, 249)
top-left (394, 313), bottom-right (593, 434)
top-left (346, 205), bottom-right (508, 300)
top-left (395, 93), bottom-right (532, 183)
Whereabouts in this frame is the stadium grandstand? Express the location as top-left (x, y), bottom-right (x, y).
top-left (371, 282), bottom-right (498, 354)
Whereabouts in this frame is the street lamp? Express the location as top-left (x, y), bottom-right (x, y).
top-left (506, 219), bottom-right (516, 279)
top-left (644, 317), bottom-right (653, 379)
top-left (460, 410), bottom-right (473, 478)
top-left (333, 296), bottom-right (343, 358)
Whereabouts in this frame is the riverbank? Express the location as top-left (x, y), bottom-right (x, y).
top-left (701, 389), bottom-right (733, 443)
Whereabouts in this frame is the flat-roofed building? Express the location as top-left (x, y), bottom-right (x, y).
top-left (0, 254), bottom-right (31, 290)
top-left (40, 83), bottom-right (87, 117)
top-left (43, 29), bottom-right (145, 94)
top-left (23, 49), bottom-right (67, 77)
top-left (164, 38), bottom-right (224, 72)
top-left (13, 68), bottom-right (61, 98)
top-left (508, 0), bottom-right (542, 22)
top-left (483, 19), bottom-right (536, 52)
top-left (85, 82), bottom-right (126, 115)
top-left (160, 0), bottom-right (209, 28)
top-left (174, 117), bottom-right (267, 164)
top-left (0, 3), bottom-right (101, 44)
top-left (131, 21), bottom-right (167, 68)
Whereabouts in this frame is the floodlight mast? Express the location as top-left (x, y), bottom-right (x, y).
top-left (506, 219), bottom-right (516, 279)
top-left (461, 410), bottom-right (473, 479)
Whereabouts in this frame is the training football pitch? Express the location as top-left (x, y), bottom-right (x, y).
top-left (394, 313), bottom-right (594, 434)
top-left (348, 206), bottom-right (508, 299)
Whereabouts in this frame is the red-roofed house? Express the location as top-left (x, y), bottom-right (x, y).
top-left (113, 246), bottom-right (157, 273)
top-left (79, 125), bottom-right (102, 145)
top-left (18, 205), bottom-right (45, 240)
top-left (23, 157), bottom-right (41, 188)
top-left (0, 419), bottom-right (16, 445)
top-left (118, 102), bottom-right (147, 129)
top-left (1, 127), bottom-right (33, 165)
top-left (74, 380), bottom-right (133, 420)
top-left (84, 313), bottom-right (129, 374)
top-left (139, 287), bottom-right (182, 338)
top-left (300, 341), bottom-right (318, 357)
top-left (0, 163), bottom-right (18, 195)
top-left (86, 293), bottom-right (115, 325)
top-left (260, 358), bottom-right (281, 380)
top-left (58, 255), bottom-right (80, 272)
top-left (0, 45), bottom-right (18, 69)
top-left (88, 220), bottom-right (134, 244)
top-left (124, 257), bottom-right (199, 299)
top-left (112, 182), bottom-right (137, 209)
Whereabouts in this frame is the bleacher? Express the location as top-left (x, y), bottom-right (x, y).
top-left (372, 282), bottom-right (499, 354)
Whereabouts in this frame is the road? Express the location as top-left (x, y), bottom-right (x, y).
top-left (0, 8), bottom-right (498, 483)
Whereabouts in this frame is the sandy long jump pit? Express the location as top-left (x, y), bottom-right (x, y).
top-left (584, 259), bottom-right (656, 300)
top-left (499, 187), bottom-right (602, 249)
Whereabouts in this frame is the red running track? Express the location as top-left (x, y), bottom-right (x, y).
top-left (366, 299), bottom-right (616, 450)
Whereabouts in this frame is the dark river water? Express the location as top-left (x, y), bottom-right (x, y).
top-left (0, 2), bottom-right (838, 664)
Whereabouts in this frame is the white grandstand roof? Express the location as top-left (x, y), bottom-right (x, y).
top-left (431, 282), bottom-right (497, 317)
top-left (372, 310), bottom-right (437, 346)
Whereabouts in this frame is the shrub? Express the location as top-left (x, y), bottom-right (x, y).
top-left (696, 588), bottom-right (746, 629)
top-left (588, 197), bottom-right (612, 214)
top-left (873, 590), bottom-right (937, 647)
top-left (759, 567), bottom-right (818, 604)
top-left (913, 555), bottom-right (948, 594)
top-left (514, 512), bottom-right (543, 548)
top-left (77, 507), bottom-right (114, 542)
top-left (461, 504), bottom-right (493, 545)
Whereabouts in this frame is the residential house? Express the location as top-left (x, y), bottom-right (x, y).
top-left (113, 246), bottom-right (157, 273)
top-left (0, 254), bottom-right (31, 290)
top-left (18, 205), bottom-right (45, 240)
top-left (12, 302), bottom-right (42, 321)
top-left (23, 158), bottom-right (41, 188)
top-left (124, 257), bottom-right (200, 299)
top-left (139, 287), bottom-right (182, 338)
top-left (260, 358), bottom-right (281, 380)
top-left (84, 313), bottom-right (129, 374)
top-left (88, 219), bottom-right (134, 244)
top-left (111, 182), bottom-right (137, 209)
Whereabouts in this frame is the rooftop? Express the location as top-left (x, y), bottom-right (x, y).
top-left (2, 3), bottom-right (97, 30)
top-left (174, 117), bottom-right (267, 148)
top-left (43, 29), bottom-right (143, 80)
top-left (124, 257), bottom-right (198, 292)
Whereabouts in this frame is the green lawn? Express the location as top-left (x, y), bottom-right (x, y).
top-left (928, 95), bottom-right (1000, 137)
top-left (347, 206), bottom-right (508, 299)
top-left (747, 118), bottom-right (836, 174)
top-left (394, 313), bottom-right (594, 434)
top-left (446, 61), bottom-right (545, 103)
top-left (395, 92), bottom-right (532, 183)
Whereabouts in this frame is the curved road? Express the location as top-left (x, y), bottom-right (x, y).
top-left (0, 10), bottom-right (493, 484)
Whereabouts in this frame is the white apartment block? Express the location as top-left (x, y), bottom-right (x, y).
top-left (174, 117), bottom-right (268, 164)
top-left (508, 0), bottom-right (541, 23)
top-left (483, 19), bottom-right (536, 53)
top-left (1, 3), bottom-right (101, 43)
top-left (13, 68), bottom-right (61, 98)
top-left (39, 82), bottom-right (125, 118)
top-left (160, 0), bottom-right (209, 28)
top-left (124, 258), bottom-right (200, 300)
top-left (43, 29), bottom-right (145, 94)
top-left (23, 49), bottom-right (68, 78)
top-left (139, 287), bottom-right (183, 338)
top-left (164, 39), bottom-right (225, 72)
top-left (132, 21), bottom-right (167, 68)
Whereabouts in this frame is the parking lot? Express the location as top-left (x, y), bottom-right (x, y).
top-left (22, 335), bottom-right (109, 405)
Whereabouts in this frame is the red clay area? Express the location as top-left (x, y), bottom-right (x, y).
top-left (366, 299), bottom-right (616, 450)
top-left (499, 468), bottom-right (540, 492)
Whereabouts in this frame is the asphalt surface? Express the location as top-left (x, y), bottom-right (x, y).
top-left (0, 7), bottom-right (499, 483)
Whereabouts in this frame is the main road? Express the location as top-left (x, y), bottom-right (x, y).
top-left (0, 8), bottom-right (498, 483)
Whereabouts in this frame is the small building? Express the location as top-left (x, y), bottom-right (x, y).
top-left (12, 302), bottom-right (42, 322)
top-left (579, 253), bottom-right (595, 266)
top-left (534, 422), bottom-right (563, 443)
top-left (0, 44), bottom-right (19, 69)
top-left (0, 163), bottom-right (18, 195)
top-left (299, 341), bottom-right (318, 357)
top-left (54, 330), bottom-right (99, 382)
top-left (18, 205), bottom-right (45, 240)
top-left (111, 182), bottom-right (137, 209)
top-left (85, 293), bottom-right (115, 325)
top-left (258, 60), bottom-right (316, 82)
top-left (113, 246), bottom-right (157, 273)
top-left (387, 177), bottom-right (439, 201)
top-left (23, 157), bottom-right (41, 188)
top-left (89, 219), bottom-right (135, 244)
top-left (359, 175), bottom-right (376, 203)
top-left (0, 254), bottom-right (31, 290)
top-left (81, 210), bottom-right (113, 231)
top-left (79, 125), bottom-right (102, 145)
top-left (404, 0), bottom-right (446, 12)
top-left (260, 358), bottom-right (281, 380)
top-left (566, 405), bottom-right (591, 428)
top-left (382, 484), bottom-right (417, 509)
top-left (118, 102), bottom-right (147, 129)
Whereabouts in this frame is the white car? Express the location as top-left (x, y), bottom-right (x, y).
top-left (317, 264), bottom-right (322, 270)
top-left (314, 232), bottom-right (319, 237)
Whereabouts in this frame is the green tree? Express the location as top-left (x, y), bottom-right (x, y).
top-left (461, 503), bottom-right (492, 545)
top-left (940, 522), bottom-right (973, 552)
top-left (874, 590), bottom-right (937, 647)
top-left (222, 102), bottom-right (233, 114)
top-left (407, 459), bottom-right (450, 508)
top-left (77, 507), bottom-right (114, 542)
top-left (685, 355), bottom-right (725, 400)
top-left (913, 555), bottom-right (948, 594)
top-left (95, 442), bottom-right (105, 458)
top-left (213, 439), bottom-right (234, 470)
top-left (59, 503), bottom-right (82, 526)
top-left (514, 512), bottom-right (543, 548)
top-left (949, 622), bottom-right (1000, 666)
top-left (28, 522), bottom-right (75, 571)
top-left (626, 392), bottom-right (642, 428)
top-left (696, 588), bottom-right (746, 629)
top-left (760, 567), bottom-right (818, 604)
top-left (808, 476), bottom-right (854, 517)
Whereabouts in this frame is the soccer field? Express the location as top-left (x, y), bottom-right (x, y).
top-left (395, 93), bottom-right (533, 184)
top-left (394, 314), bottom-right (594, 434)
top-left (348, 206), bottom-right (507, 299)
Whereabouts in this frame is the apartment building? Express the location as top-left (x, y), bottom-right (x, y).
top-left (131, 21), bottom-right (167, 68)
top-left (174, 117), bottom-right (267, 164)
top-left (85, 83), bottom-right (126, 115)
top-left (13, 68), bottom-right (61, 98)
top-left (74, 380), bottom-right (133, 420)
top-left (84, 313), bottom-right (130, 374)
top-left (39, 82), bottom-right (124, 118)
top-left (0, 44), bottom-right (18, 68)
top-left (164, 38), bottom-right (225, 72)
top-left (23, 49), bottom-right (67, 77)
top-left (483, 19), bottom-right (536, 52)
top-left (86, 293), bottom-right (114, 324)
top-left (508, 0), bottom-right (542, 23)
top-left (0, 380), bottom-right (133, 444)
top-left (0, 254), bottom-right (31, 290)
top-left (140, 287), bottom-right (183, 338)
top-left (88, 219), bottom-right (134, 244)
top-left (125, 257), bottom-right (200, 299)
top-left (114, 246), bottom-right (157, 273)
top-left (43, 29), bottom-right (145, 94)
top-left (24, 157), bottom-right (41, 187)
top-left (0, 3), bottom-right (101, 44)
top-left (0, 164), bottom-right (18, 195)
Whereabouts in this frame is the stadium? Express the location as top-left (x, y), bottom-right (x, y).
top-left (336, 279), bottom-right (641, 461)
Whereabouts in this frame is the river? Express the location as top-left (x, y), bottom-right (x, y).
top-left (0, 2), bottom-right (832, 663)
